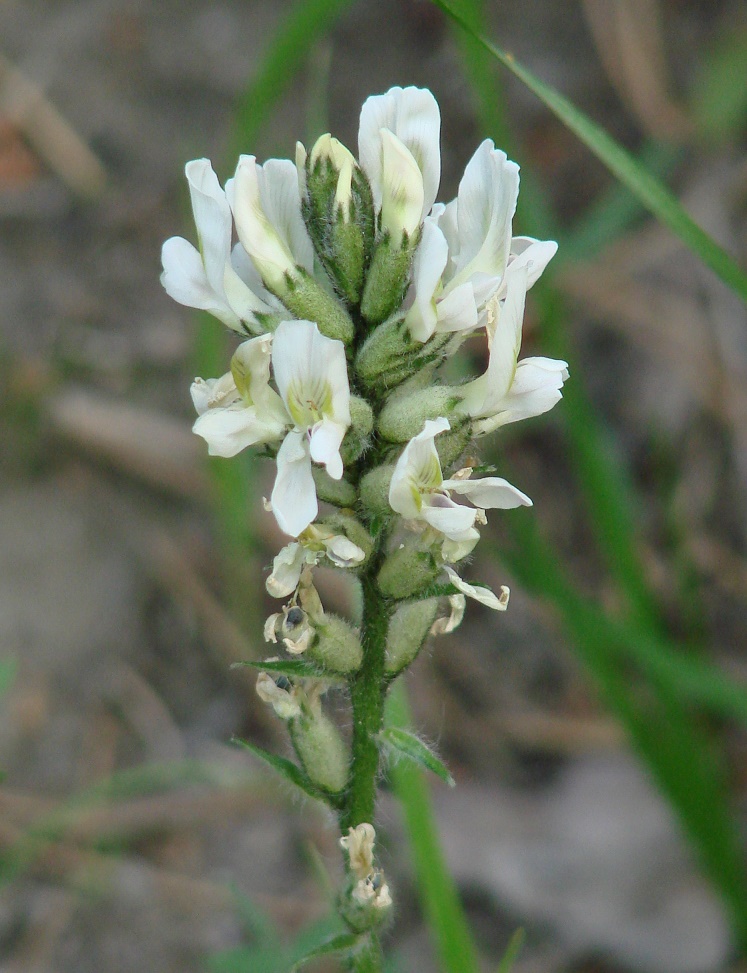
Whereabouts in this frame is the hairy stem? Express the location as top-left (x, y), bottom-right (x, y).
top-left (341, 558), bottom-right (391, 832)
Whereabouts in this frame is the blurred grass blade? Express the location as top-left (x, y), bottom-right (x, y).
top-left (496, 517), bottom-right (747, 947)
top-left (229, 0), bottom-right (354, 159)
top-left (379, 727), bottom-right (455, 787)
top-left (433, 0), bottom-right (747, 303)
top-left (386, 681), bottom-right (482, 973)
top-left (496, 928), bottom-right (525, 973)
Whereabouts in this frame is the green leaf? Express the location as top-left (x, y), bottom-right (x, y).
top-left (434, 0), bottom-right (747, 304)
top-left (232, 658), bottom-right (328, 679)
top-left (379, 727), bottom-right (455, 788)
top-left (496, 928), bottom-right (525, 973)
top-left (289, 932), bottom-right (360, 972)
top-left (231, 737), bottom-right (324, 803)
top-left (386, 683), bottom-right (482, 973)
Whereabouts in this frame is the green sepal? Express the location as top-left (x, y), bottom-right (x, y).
top-left (360, 232), bottom-right (416, 326)
top-left (289, 932), bottom-right (361, 972)
top-left (280, 268), bottom-right (355, 345)
top-left (378, 727), bottom-right (455, 787)
top-left (231, 658), bottom-right (328, 678)
top-left (312, 467), bottom-right (357, 507)
top-left (231, 736), bottom-right (327, 803)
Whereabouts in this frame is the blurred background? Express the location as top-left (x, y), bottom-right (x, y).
top-left (1, 1), bottom-right (746, 971)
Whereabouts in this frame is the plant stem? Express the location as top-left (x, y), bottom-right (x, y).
top-left (346, 933), bottom-right (384, 972)
top-left (341, 560), bottom-right (391, 832)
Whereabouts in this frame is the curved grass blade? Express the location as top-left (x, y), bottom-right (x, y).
top-left (379, 727), bottom-right (455, 787)
top-left (433, 0), bottom-right (747, 303)
top-left (496, 928), bottom-right (525, 973)
top-left (386, 682), bottom-right (482, 973)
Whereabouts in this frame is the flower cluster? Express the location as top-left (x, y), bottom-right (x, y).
top-left (162, 85), bottom-right (567, 946)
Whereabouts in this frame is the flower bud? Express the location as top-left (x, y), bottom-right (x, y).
top-left (307, 615), bottom-right (363, 674)
top-left (302, 134), bottom-right (375, 305)
top-left (312, 467), bottom-right (357, 507)
top-left (340, 395), bottom-right (374, 465)
top-left (377, 386), bottom-right (462, 444)
top-left (321, 512), bottom-right (374, 565)
top-left (281, 269), bottom-right (355, 345)
top-left (360, 235), bottom-right (418, 327)
top-left (359, 464), bottom-right (395, 519)
top-left (385, 597), bottom-right (439, 675)
top-left (377, 538), bottom-right (439, 600)
top-left (290, 708), bottom-right (349, 794)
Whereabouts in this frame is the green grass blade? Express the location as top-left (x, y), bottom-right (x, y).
top-left (386, 681), bottom-right (482, 973)
top-left (495, 517), bottom-right (747, 947)
top-left (496, 928), bottom-right (525, 973)
top-left (228, 0), bottom-right (355, 160)
top-left (433, 0), bottom-right (747, 303)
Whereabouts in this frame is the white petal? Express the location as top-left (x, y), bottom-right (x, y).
top-left (192, 404), bottom-right (281, 458)
top-left (449, 141), bottom-right (520, 290)
top-left (231, 335), bottom-right (290, 428)
top-left (260, 158), bottom-right (314, 272)
top-left (389, 417), bottom-right (450, 520)
top-left (271, 431), bottom-right (318, 537)
top-left (185, 159), bottom-right (233, 299)
top-left (272, 320), bottom-right (351, 432)
top-left (509, 237), bottom-right (558, 289)
top-left (256, 672), bottom-right (300, 720)
top-left (161, 237), bottom-right (238, 326)
top-left (441, 528), bottom-right (480, 563)
top-left (231, 155), bottom-right (297, 292)
top-left (421, 497), bottom-right (478, 539)
top-left (190, 373), bottom-right (237, 415)
top-left (475, 356), bottom-right (569, 433)
top-left (266, 542), bottom-right (306, 598)
top-left (379, 130), bottom-right (425, 243)
top-left (430, 595), bottom-right (466, 635)
top-left (442, 476), bottom-right (532, 509)
top-left (309, 418), bottom-right (346, 479)
top-left (405, 218), bottom-right (448, 343)
top-left (444, 566), bottom-right (510, 611)
top-left (459, 263), bottom-right (528, 418)
top-left (324, 535), bottom-right (366, 568)
top-left (358, 85), bottom-right (441, 220)
top-left (435, 280), bottom-right (479, 333)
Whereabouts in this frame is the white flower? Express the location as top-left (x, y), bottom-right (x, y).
top-left (456, 264), bottom-right (569, 434)
top-left (160, 159), bottom-right (280, 334)
top-left (256, 671), bottom-right (302, 720)
top-left (358, 88), bottom-right (441, 226)
top-left (340, 823), bottom-right (376, 880)
top-left (377, 129), bottom-right (425, 245)
top-left (256, 668), bottom-right (328, 720)
top-left (430, 595), bottom-right (466, 635)
top-left (230, 155), bottom-right (314, 294)
top-left (270, 320), bottom-right (351, 537)
top-left (443, 566), bottom-right (510, 611)
top-left (191, 333), bottom-right (289, 457)
top-left (267, 526), bottom-right (365, 599)
top-left (405, 140), bottom-right (557, 343)
top-left (388, 418), bottom-right (531, 552)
